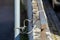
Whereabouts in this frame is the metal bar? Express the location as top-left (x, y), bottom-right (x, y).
top-left (27, 0), bottom-right (33, 40)
top-left (14, 0), bottom-right (20, 40)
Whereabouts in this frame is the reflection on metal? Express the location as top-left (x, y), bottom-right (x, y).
top-left (32, 0), bottom-right (41, 40)
top-left (37, 0), bottom-right (52, 40)
top-left (14, 0), bottom-right (60, 40)
top-left (15, 0), bottom-right (20, 40)
top-left (27, 0), bottom-right (51, 40)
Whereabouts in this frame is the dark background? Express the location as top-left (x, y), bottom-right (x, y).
top-left (0, 0), bottom-right (14, 40)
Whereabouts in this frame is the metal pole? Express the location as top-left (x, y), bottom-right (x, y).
top-left (27, 0), bottom-right (34, 40)
top-left (14, 0), bottom-right (20, 40)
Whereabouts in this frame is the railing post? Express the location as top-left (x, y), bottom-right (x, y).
top-left (14, 0), bottom-right (20, 40)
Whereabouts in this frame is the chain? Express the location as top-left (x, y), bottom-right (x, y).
top-left (16, 18), bottom-right (39, 34)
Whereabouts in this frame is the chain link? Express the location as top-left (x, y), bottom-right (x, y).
top-left (16, 19), bottom-right (39, 34)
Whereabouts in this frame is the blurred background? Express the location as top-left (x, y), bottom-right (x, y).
top-left (0, 0), bottom-right (14, 40)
